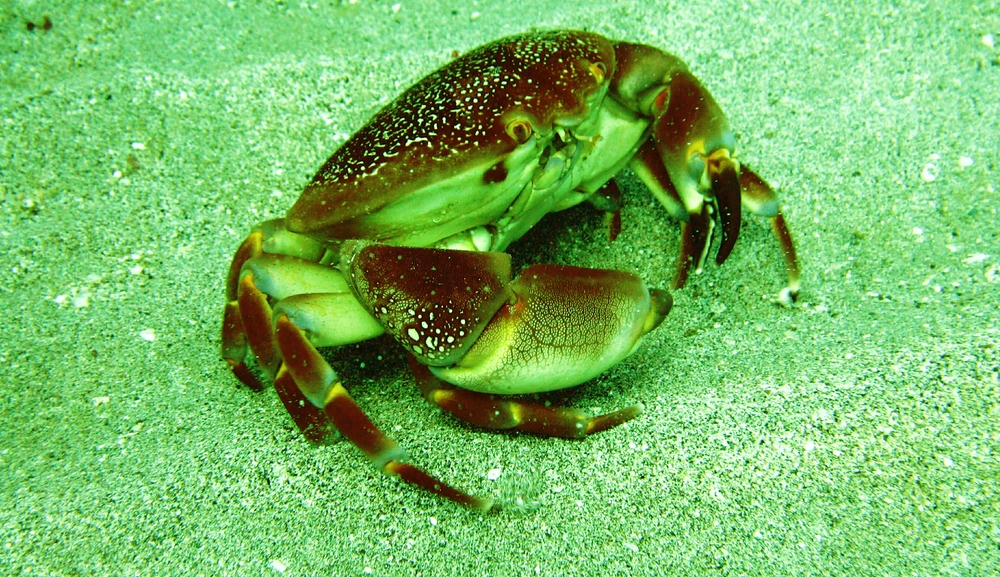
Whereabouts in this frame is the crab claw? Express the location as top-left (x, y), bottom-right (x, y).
top-left (342, 241), bottom-right (671, 395)
top-left (647, 66), bottom-right (739, 264)
top-left (613, 41), bottom-right (800, 294)
top-left (707, 149), bottom-right (742, 266)
top-left (434, 264), bottom-right (671, 394)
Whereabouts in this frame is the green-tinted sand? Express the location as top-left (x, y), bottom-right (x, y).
top-left (2, 1), bottom-right (998, 575)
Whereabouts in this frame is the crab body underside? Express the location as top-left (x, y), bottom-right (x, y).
top-left (221, 30), bottom-right (800, 510)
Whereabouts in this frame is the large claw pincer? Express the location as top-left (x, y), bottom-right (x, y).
top-left (342, 241), bottom-right (672, 395)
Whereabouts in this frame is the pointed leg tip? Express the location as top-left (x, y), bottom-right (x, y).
top-left (471, 497), bottom-right (498, 512)
top-left (383, 460), bottom-right (494, 510)
top-left (777, 286), bottom-right (800, 308)
top-left (604, 210), bottom-right (622, 243)
top-left (227, 359), bottom-right (265, 391)
top-left (585, 403), bottom-right (642, 435)
top-left (644, 289), bottom-right (673, 334)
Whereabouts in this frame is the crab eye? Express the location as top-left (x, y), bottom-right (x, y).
top-left (506, 119), bottom-right (533, 144)
top-left (588, 61), bottom-right (607, 83)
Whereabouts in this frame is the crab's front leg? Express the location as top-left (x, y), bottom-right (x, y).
top-left (611, 43), bottom-right (801, 299)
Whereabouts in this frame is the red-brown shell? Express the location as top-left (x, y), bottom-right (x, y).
top-left (285, 30), bottom-right (615, 241)
top-left (342, 241), bottom-right (514, 367)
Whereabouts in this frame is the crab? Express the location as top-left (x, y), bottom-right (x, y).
top-left (220, 30), bottom-right (800, 510)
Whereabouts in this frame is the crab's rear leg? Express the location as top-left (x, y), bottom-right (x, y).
top-left (228, 246), bottom-right (479, 505)
top-left (233, 273), bottom-right (339, 442)
top-left (222, 219), bottom-right (385, 442)
top-left (274, 315), bottom-right (494, 510)
top-left (222, 230), bottom-right (268, 391)
top-left (221, 219), bottom-right (330, 390)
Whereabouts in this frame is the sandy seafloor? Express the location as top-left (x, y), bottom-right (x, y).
top-left (2, 0), bottom-right (999, 575)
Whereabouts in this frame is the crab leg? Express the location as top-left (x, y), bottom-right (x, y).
top-left (274, 315), bottom-right (494, 510)
top-left (738, 166), bottom-right (802, 295)
top-left (272, 365), bottom-right (336, 443)
top-left (222, 219), bottom-right (332, 390)
top-left (628, 140), bottom-right (715, 288)
top-left (229, 263), bottom-right (388, 444)
top-left (221, 300), bottom-right (259, 390)
top-left (645, 63), bottom-right (743, 268)
top-left (234, 273), bottom-right (336, 443)
top-left (222, 220), bottom-right (377, 443)
top-left (237, 274), bottom-right (283, 379)
top-left (222, 217), bottom-right (391, 439)
top-left (409, 358), bottom-right (641, 438)
top-left (674, 205), bottom-right (715, 289)
top-left (231, 240), bottom-right (487, 497)
top-left (222, 231), bottom-right (266, 390)
top-left (587, 180), bottom-right (623, 242)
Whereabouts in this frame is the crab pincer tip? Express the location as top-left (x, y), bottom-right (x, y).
top-left (643, 289), bottom-right (673, 335)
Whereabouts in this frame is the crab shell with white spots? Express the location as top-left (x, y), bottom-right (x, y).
top-left (222, 29), bottom-right (801, 509)
top-left (285, 29), bottom-right (621, 251)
